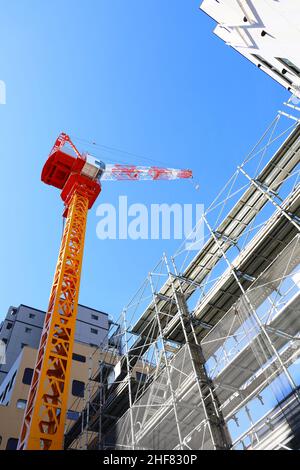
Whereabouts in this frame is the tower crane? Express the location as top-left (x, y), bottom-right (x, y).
top-left (17, 133), bottom-right (192, 450)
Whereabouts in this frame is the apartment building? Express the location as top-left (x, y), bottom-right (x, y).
top-left (0, 303), bottom-right (119, 449)
top-left (200, 0), bottom-right (300, 97)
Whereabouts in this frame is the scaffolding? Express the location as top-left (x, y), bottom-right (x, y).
top-left (65, 102), bottom-right (300, 451)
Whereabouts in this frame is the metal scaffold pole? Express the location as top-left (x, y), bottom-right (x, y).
top-left (148, 271), bottom-right (185, 450)
top-left (165, 254), bottom-right (231, 450)
top-left (123, 309), bottom-right (136, 450)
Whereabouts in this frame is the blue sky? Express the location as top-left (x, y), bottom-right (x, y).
top-left (0, 0), bottom-right (289, 323)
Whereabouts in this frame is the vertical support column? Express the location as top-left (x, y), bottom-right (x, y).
top-left (149, 273), bottom-right (185, 450)
top-left (84, 355), bottom-right (92, 450)
top-left (165, 255), bottom-right (231, 450)
top-left (18, 192), bottom-right (89, 450)
top-left (98, 361), bottom-right (103, 450)
top-left (80, 405), bottom-right (85, 449)
top-left (123, 310), bottom-right (136, 450)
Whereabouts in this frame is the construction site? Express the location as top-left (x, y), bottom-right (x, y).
top-left (1, 0), bottom-right (300, 453)
top-left (60, 105), bottom-right (300, 451)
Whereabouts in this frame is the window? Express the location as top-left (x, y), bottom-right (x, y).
top-left (6, 323), bottom-right (12, 330)
top-left (67, 410), bottom-right (80, 421)
top-left (16, 399), bottom-right (27, 410)
top-left (72, 380), bottom-right (85, 398)
top-left (277, 58), bottom-right (300, 76)
top-left (6, 438), bottom-right (18, 450)
top-left (29, 313), bottom-right (35, 319)
top-left (91, 314), bottom-right (98, 321)
top-left (91, 328), bottom-right (98, 335)
top-left (10, 308), bottom-right (17, 316)
top-left (2, 338), bottom-right (7, 344)
top-left (22, 368), bottom-right (33, 385)
top-left (25, 327), bottom-right (32, 333)
top-left (72, 353), bottom-right (86, 363)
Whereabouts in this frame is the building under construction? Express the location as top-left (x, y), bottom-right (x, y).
top-left (63, 102), bottom-right (300, 451)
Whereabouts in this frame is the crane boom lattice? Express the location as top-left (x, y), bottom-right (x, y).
top-left (18, 192), bottom-right (88, 450)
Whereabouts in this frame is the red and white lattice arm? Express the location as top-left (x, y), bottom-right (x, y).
top-left (101, 164), bottom-right (192, 181)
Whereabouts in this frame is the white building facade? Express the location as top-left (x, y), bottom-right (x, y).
top-left (200, 0), bottom-right (300, 97)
